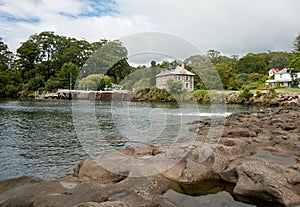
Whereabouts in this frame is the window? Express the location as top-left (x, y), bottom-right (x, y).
top-left (280, 74), bottom-right (283, 78)
top-left (177, 76), bottom-right (180, 80)
top-left (186, 83), bottom-right (189, 88)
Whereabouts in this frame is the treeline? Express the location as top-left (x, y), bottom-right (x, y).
top-left (0, 31), bottom-right (300, 98)
top-left (0, 31), bottom-right (131, 97)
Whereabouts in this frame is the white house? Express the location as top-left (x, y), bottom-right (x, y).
top-left (156, 64), bottom-right (195, 90)
top-left (266, 68), bottom-right (300, 88)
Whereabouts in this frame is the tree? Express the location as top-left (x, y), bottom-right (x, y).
top-left (45, 76), bottom-right (60, 92)
top-left (150, 60), bottom-right (157, 67)
top-left (0, 38), bottom-right (13, 72)
top-left (236, 53), bottom-right (268, 74)
top-left (185, 55), bottom-right (223, 90)
top-left (16, 38), bottom-right (39, 79)
top-left (215, 63), bottom-right (241, 90)
top-left (289, 52), bottom-right (300, 72)
top-left (78, 74), bottom-right (103, 90)
top-left (207, 49), bottom-right (221, 63)
top-left (98, 75), bottom-right (112, 90)
top-left (268, 54), bottom-right (290, 69)
top-left (294, 32), bottom-right (300, 52)
top-left (167, 79), bottom-right (183, 94)
top-left (134, 78), bottom-right (151, 92)
top-left (82, 41), bottom-right (128, 79)
top-left (57, 62), bottom-right (79, 89)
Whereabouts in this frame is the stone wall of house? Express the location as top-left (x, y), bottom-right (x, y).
top-left (156, 74), bottom-right (194, 90)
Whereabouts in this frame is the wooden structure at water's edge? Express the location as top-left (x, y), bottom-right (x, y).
top-left (54, 89), bottom-right (134, 101)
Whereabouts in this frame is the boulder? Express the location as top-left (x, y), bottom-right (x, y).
top-left (73, 160), bottom-right (126, 184)
top-left (234, 158), bottom-right (300, 206)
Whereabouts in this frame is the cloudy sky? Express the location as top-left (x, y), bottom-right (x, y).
top-left (1, 0), bottom-right (300, 56)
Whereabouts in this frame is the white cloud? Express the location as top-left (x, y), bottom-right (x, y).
top-left (0, 0), bottom-right (300, 56)
top-left (115, 0), bottom-right (300, 55)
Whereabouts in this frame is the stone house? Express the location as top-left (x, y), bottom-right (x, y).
top-left (156, 64), bottom-right (195, 90)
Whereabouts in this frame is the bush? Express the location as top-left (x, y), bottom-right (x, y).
top-left (134, 87), bottom-right (174, 102)
top-left (268, 88), bottom-right (277, 99)
top-left (191, 90), bottom-right (210, 101)
top-left (239, 88), bottom-right (253, 101)
top-left (28, 77), bottom-right (45, 91)
top-left (255, 90), bottom-right (262, 98)
top-left (45, 76), bottom-right (60, 92)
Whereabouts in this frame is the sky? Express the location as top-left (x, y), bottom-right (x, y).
top-left (1, 0), bottom-right (300, 57)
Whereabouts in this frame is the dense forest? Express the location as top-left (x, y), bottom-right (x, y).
top-left (0, 31), bottom-right (300, 98)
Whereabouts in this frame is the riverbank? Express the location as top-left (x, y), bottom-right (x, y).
top-left (1, 105), bottom-right (300, 207)
top-left (133, 88), bottom-right (300, 106)
top-left (24, 88), bottom-right (300, 107)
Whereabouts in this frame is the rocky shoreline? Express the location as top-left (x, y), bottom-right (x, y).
top-left (1, 106), bottom-right (300, 207)
top-left (132, 89), bottom-right (300, 106)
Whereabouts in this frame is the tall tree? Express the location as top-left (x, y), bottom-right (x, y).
top-left (215, 63), bottom-right (241, 90)
top-left (81, 40), bottom-right (130, 82)
top-left (236, 53), bottom-right (268, 74)
top-left (207, 49), bottom-right (221, 63)
top-left (0, 38), bottom-right (13, 72)
top-left (294, 32), bottom-right (300, 52)
top-left (268, 54), bottom-right (290, 69)
top-left (57, 62), bottom-right (79, 89)
top-left (289, 52), bottom-right (300, 72)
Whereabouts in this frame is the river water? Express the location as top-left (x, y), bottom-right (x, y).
top-left (0, 99), bottom-right (258, 181)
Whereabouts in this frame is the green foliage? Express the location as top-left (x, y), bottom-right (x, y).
top-left (268, 88), bottom-right (277, 99)
top-left (99, 75), bottom-right (112, 90)
top-left (255, 90), bottom-right (262, 98)
top-left (191, 90), bottom-right (210, 101)
top-left (0, 38), bottom-right (13, 72)
top-left (45, 76), bottom-right (60, 92)
top-left (167, 79), bottom-right (183, 94)
top-left (215, 63), bottom-right (241, 90)
top-left (294, 32), bottom-right (300, 52)
top-left (276, 82), bottom-right (281, 89)
top-left (238, 73), bottom-right (268, 90)
top-left (236, 53), bottom-right (268, 74)
top-left (268, 54), bottom-right (290, 69)
top-left (206, 49), bottom-right (220, 63)
top-left (82, 41), bottom-right (129, 82)
top-left (57, 62), bottom-right (79, 89)
top-left (185, 55), bottom-right (223, 90)
top-left (239, 88), bottom-right (253, 101)
top-left (5, 84), bottom-right (18, 97)
top-left (28, 77), bottom-right (44, 91)
top-left (78, 74), bottom-right (103, 90)
top-left (134, 78), bottom-right (151, 92)
top-left (134, 88), bottom-right (174, 102)
top-left (289, 52), bottom-right (300, 72)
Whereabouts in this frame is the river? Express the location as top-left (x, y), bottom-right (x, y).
top-left (0, 99), bottom-right (260, 181)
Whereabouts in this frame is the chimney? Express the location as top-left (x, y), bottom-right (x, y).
top-left (181, 63), bottom-right (185, 73)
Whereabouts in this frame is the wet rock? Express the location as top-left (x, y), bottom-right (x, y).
top-left (234, 158), bottom-right (300, 206)
top-left (73, 201), bottom-right (128, 207)
top-left (74, 160), bottom-right (126, 184)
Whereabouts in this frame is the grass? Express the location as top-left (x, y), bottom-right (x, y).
top-left (275, 88), bottom-right (300, 92)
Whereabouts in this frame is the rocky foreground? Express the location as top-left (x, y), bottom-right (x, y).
top-left (1, 106), bottom-right (300, 207)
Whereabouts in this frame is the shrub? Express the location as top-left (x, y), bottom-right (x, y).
top-left (191, 90), bottom-right (210, 101)
top-left (255, 90), bottom-right (262, 98)
top-left (239, 88), bottom-right (253, 101)
top-left (268, 88), bottom-right (277, 99)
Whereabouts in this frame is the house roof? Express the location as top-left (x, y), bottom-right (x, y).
top-left (271, 68), bottom-right (293, 74)
top-left (156, 66), bottom-right (195, 77)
